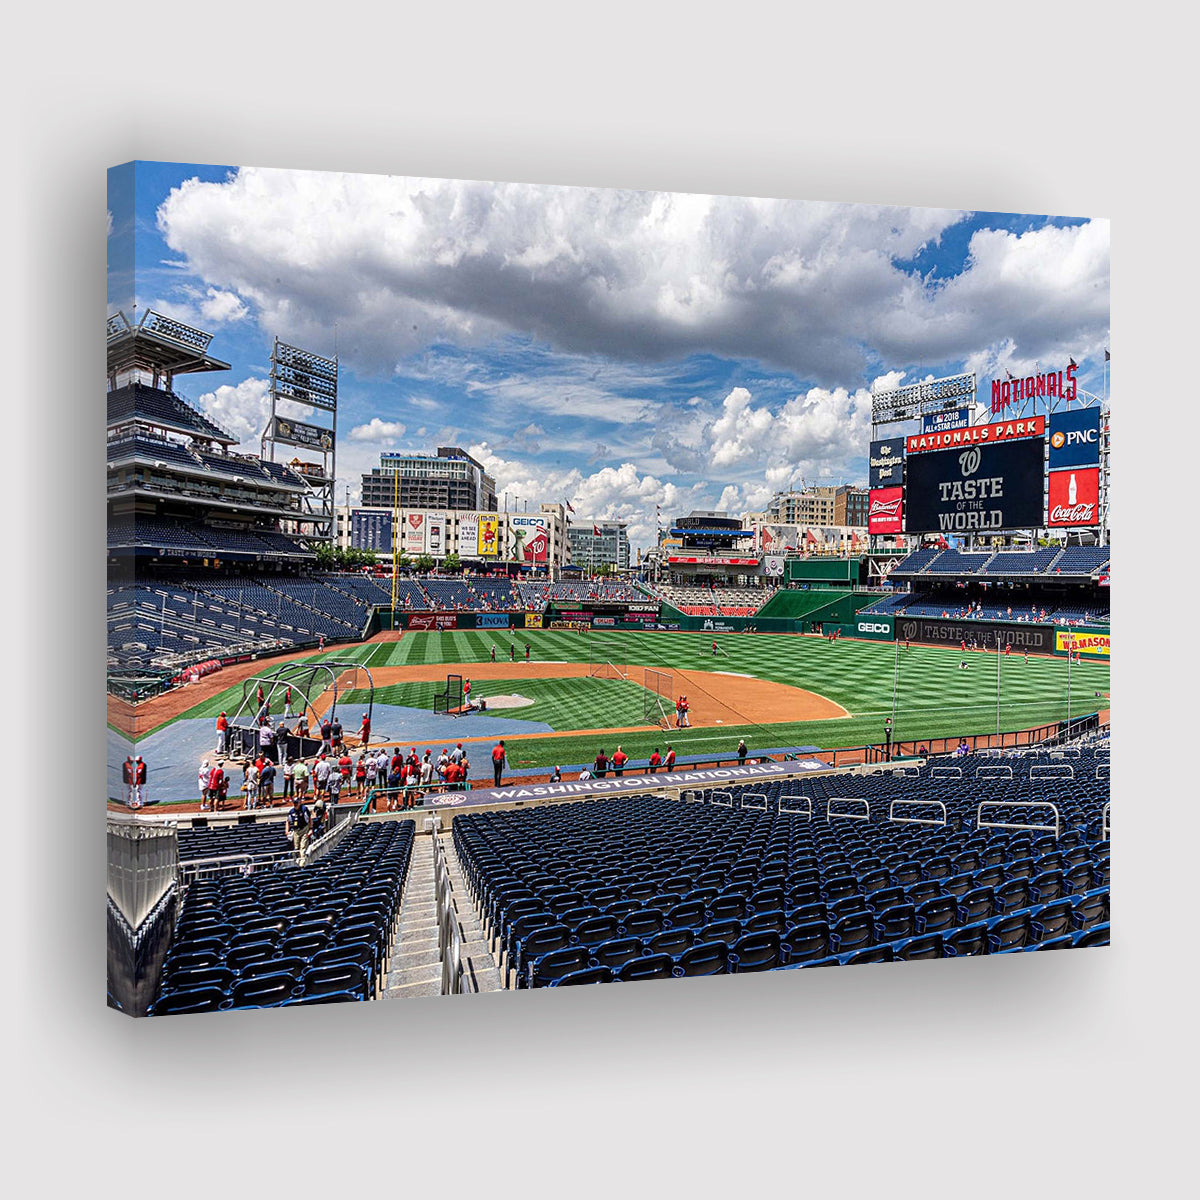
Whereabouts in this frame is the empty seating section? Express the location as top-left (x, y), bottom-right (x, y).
top-left (980, 548), bottom-right (1061, 575)
top-left (890, 548), bottom-right (943, 574)
top-left (177, 822), bottom-right (292, 862)
top-left (107, 515), bottom-right (309, 557)
top-left (1053, 546), bottom-right (1110, 576)
top-left (454, 749), bottom-right (1109, 987)
top-left (923, 550), bottom-right (993, 575)
top-left (108, 382), bottom-right (233, 442)
top-left (652, 584), bottom-right (777, 616)
top-left (149, 821), bottom-right (414, 1014)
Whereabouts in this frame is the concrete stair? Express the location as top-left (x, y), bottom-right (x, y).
top-left (382, 831), bottom-right (504, 998)
top-left (383, 836), bottom-right (441, 1000)
top-left (444, 843), bottom-right (504, 994)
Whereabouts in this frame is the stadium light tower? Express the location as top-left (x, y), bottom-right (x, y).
top-left (261, 338), bottom-right (338, 550)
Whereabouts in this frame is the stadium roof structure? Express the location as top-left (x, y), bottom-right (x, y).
top-left (106, 309), bottom-right (231, 386)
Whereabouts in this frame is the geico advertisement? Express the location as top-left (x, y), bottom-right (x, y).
top-left (1057, 631), bottom-right (1110, 656)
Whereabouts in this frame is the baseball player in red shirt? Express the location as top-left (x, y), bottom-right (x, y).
top-left (359, 712), bottom-right (371, 747)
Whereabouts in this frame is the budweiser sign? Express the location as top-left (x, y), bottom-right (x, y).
top-left (1047, 468), bottom-right (1099, 527)
top-left (868, 486), bottom-right (903, 535)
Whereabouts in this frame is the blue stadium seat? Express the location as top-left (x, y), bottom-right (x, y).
top-left (616, 954), bottom-right (675, 983)
top-left (551, 966), bottom-right (615, 987)
top-left (589, 937), bottom-right (646, 971)
top-left (672, 941), bottom-right (730, 977)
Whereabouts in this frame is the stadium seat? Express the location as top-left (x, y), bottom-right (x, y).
top-left (551, 966), bottom-right (615, 987)
top-left (300, 963), bottom-right (369, 1001)
top-left (781, 922), bottom-right (831, 965)
top-left (915, 895), bottom-right (958, 935)
top-left (529, 946), bottom-right (592, 988)
top-left (1073, 923), bottom-right (1110, 948)
top-left (616, 954), bottom-right (675, 983)
top-left (229, 972), bottom-right (301, 1009)
top-left (150, 986), bottom-right (229, 1016)
top-left (672, 941), bottom-right (730, 978)
top-left (942, 922), bottom-right (989, 958)
top-left (894, 934), bottom-right (943, 961)
top-left (589, 937), bottom-right (646, 971)
top-left (986, 913), bottom-right (1033, 954)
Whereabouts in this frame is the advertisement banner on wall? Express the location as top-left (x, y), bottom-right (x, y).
top-left (763, 555), bottom-right (785, 576)
top-left (476, 613), bottom-right (511, 628)
top-left (868, 438), bottom-right (906, 489)
top-left (524, 613), bottom-right (544, 628)
top-left (854, 614), bottom-right (895, 640)
top-left (477, 516), bottom-right (500, 557)
top-left (403, 512), bottom-right (426, 555)
top-left (408, 613), bottom-right (460, 631)
top-left (1048, 409), bottom-right (1101, 469)
top-left (510, 514), bottom-right (550, 563)
top-left (427, 514), bottom-right (444, 557)
top-left (904, 437), bottom-right (1046, 533)
top-left (1057, 629), bottom-right (1110, 657)
top-left (458, 515), bottom-right (477, 557)
top-left (868, 487), bottom-right (904, 534)
top-left (351, 510), bottom-right (393, 553)
top-left (895, 616), bottom-right (1054, 653)
top-left (1047, 468), bottom-right (1099, 527)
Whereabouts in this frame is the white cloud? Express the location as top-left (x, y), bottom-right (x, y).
top-left (348, 417), bottom-right (406, 443)
top-left (198, 287), bottom-right (248, 325)
top-left (156, 169), bottom-right (1000, 381)
top-left (190, 377), bottom-right (270, 450)
top-left (653, 383), bottom-right (874, 496)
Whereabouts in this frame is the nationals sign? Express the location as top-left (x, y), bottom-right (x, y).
top-left (1047, 468), bottom-right (1099, 527)
top-left (906, 415), bottom-right (1044, 454)
top-left (868, 487), bottom-right (904, 534)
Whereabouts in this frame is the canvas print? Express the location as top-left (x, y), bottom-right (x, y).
top-left (106, 163), bottom-right (1110, 1015)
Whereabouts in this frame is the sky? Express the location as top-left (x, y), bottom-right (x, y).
top-left (107, 162), bottom-right (1110, 554)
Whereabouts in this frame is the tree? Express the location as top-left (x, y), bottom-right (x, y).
top-left (396, 554), bottom-right (412, 572)
top-left (414, 554), bottom-right (435, 573)
top-left (442, 552), bottom-right (462, 574)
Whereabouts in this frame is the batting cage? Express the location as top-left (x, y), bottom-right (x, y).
top-left (643, 667), bottom-right (675, 727)
top-left (434, 674), bottom-right (465, 715)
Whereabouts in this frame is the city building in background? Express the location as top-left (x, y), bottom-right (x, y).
top-left (360, 446), bottom-right (497, 511)
top-left (567, 520), bottom-right (630, 573)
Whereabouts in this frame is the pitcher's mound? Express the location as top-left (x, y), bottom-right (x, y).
top-left (481, 693), bottom-right (535, 709)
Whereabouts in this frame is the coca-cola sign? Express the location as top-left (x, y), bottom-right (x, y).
top-left (868, 486), bottom-right (904, 534)
top-left (1047, 468), bottom-right (1099, 527)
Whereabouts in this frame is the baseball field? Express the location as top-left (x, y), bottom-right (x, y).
top-left (147, 627), bottom-right (1110, 773)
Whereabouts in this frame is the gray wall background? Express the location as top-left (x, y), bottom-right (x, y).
top-left (4, 2), bottom-right (1192, 1196)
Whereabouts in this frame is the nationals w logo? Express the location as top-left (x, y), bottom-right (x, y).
top-left (959, 446), bottom-right (981, 477)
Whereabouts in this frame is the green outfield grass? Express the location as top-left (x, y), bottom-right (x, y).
top-left (155, 629), bottom-right (1110, 771)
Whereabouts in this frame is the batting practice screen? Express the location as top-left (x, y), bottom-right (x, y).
top-left (904, 437), bottom-right (1045, 534)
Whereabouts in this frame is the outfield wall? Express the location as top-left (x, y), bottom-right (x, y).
top-left (894, 615), bottom-right (1056, 653)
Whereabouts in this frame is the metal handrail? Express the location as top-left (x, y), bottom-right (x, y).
top-left (977, 800), bottom-right (1061, 839)
top-left (976, 764), bottom-right (1013, 780)
top-left (827, 797), bottom-right (870, 822)
top-left (930, 765), bottom-right (962, 779)
top-left (1031, 764), bottom-right (1075, 780)
top-left (778, 794), bottom-right (813, 819)
top-left (1103, 802), bottom-right (1111, 840)
top-left (741, 792), bottom-right (768, 812)
top-left (711, 790), bottom-right (733, 808)
top-left (177, 851), bottom-right (293, 884)
top-left (887, 798), bottom-right (947, 827)
top-left (1095, 763), bottom-right (1109, 780)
